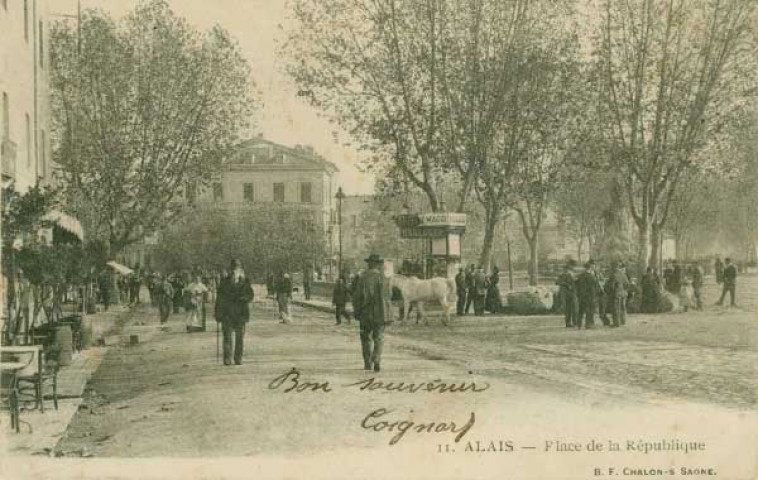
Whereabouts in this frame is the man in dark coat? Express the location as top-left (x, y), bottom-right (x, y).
top-left (556, 261), bottom-right (577, 328)
top-left (576, 260), bottom-right (601, 329)
top-left (215, 259), bottom-right (254, 366)
top-left (641, 267), bottom-right (662, 313)
top-left (455, 268), bottom-right (467, 316)
top-left (716, 257), bottom-right (737, 307)
top-left (473, 266), bottom-right (488, 316)
top-left (332, 274), bottom-right (351, 325)
top-left (714, 256), bottom-right (724, 285)
top-left (352, 254), bottom-right (386, 372)
top-left (155, 275), bottom-right (174, 324)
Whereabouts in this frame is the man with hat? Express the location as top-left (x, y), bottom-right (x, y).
top-left (575, 260), bottom-right (602, 329)
top-left (556, 260), bottom-right (578, 328)
top-left (215, 259), bottom-right (254, 365)
top-left (611, 261), bottom-right (630, 327)
top-left (352, 253), bottom-right (387, 372)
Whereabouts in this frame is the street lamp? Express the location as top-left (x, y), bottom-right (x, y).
top-left (336, 186), bottom-right (346, 280)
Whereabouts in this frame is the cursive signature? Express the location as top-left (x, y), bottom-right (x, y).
top-left (361, 408), bottom-right (476, 446)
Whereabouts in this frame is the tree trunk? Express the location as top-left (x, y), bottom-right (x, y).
top-left (478, 204), bottom-right (501, 274)
top-left (649, 222), bottom-right (662, 272)
top-left (636, 221), bottom-right (650, 278)
top-left (527, 233), bottom-right (539, 286)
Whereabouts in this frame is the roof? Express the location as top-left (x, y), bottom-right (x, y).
top-left (226, 137), bottom-right (338, 174)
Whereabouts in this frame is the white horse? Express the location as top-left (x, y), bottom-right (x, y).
top-left (389, 274), bottom-right (456, 326)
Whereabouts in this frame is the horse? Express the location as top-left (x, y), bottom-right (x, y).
top-left (389, 274), bottom-right (456, 326)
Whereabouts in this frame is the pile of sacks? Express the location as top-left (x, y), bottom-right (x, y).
top-left (505, 286), bottom-right (555, 315)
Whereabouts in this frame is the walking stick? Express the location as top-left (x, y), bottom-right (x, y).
top-left (216, 319), bottom-right (220, 363)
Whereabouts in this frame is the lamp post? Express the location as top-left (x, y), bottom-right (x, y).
top-left (336, 187), bottom-right (346, 280)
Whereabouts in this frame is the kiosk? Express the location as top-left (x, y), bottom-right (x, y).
top-left (393, 213), bottom-right (467, 278)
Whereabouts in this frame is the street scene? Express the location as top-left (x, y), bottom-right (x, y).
top-left (1, 0), bottom-right (758, 479)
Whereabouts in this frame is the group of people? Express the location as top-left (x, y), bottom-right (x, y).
top-left (454, 265), bottom-right (503, 316)
top-left (557, 260), bottom-right (631, 329)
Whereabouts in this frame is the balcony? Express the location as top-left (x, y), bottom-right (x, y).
top-left (1, 138), bottom-right (17, 180)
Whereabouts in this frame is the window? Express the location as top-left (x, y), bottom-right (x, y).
top-left (273, 183), bottom-right (285, 202)
top-left (300, 182), bottom-right (312, 203)
top-left (39, 20), bottom-right (44, 68)
top-left (2, 92), bottom-right (8, 139)
top-left (24, 0), bottom-right (28, 41)
top-left (25, 114), bottom-right (31, 167)
top-left (212, 182), bottom-right (223, 201)
top-left (243, 183), bottom-right (254, 202)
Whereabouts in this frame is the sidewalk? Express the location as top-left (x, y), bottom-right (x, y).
top-left (1, 305), bottom-right (139, 456)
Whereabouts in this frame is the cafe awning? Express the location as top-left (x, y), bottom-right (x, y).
top-left (106, 261), bottom-right (133, 276)
top-left (43, 210), bottom-right (84, 241)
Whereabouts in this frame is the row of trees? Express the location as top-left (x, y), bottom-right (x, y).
top-left (283, 0), bottom-right (757, 280)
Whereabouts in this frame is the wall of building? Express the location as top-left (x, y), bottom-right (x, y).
top-left (0, 0), bottom-right (52, 193)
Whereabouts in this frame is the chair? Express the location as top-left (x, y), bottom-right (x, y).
top-left (17, 345), bottom-right (60, 412)
top-left (0, 371), bottom-right (20, 433)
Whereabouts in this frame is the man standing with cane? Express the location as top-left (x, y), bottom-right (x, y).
top-left (215, 259), bottom-right (254, 366)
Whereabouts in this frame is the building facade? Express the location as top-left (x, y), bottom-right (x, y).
top-left (1, 0), bottom-right (53, 192)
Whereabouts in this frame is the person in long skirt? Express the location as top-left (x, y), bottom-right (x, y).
top-left (185, 274), bottom-right (209, 331)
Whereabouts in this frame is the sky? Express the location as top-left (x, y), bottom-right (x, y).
top-left (53, 0), bottom-right (376, 195)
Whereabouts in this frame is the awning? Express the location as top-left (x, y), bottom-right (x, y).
top-left (43, 210), bottom-right (84, 241)
top-left (106, 261), bottom-right (133, 276)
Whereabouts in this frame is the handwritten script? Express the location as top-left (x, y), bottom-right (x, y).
top-left (268, 367), bottom-right (491, 394)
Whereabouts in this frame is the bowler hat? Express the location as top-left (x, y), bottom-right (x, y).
top-left (365, 253), bottom-right (384, 264)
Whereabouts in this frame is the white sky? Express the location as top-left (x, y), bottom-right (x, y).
top-left (53, 0), bottom-right (376, 195)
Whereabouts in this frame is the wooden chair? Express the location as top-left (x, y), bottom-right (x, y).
top-left (0, 371), bottom-right (20, 433)
top-left (17, 345), bottom-right (60, 413)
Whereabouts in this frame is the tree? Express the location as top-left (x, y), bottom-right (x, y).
top-left (50, 0), bottom-right (257, 255)
top-left (593, 0), bottom-right (756, 274)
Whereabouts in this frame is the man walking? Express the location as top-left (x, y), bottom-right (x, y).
top-left (611, 262), bottom-right (630, 327)
top-left (716, 257), bottom-right (737, 307)
top-left (156, 275), bottom-right (174, 324)
top-left (455, 268), bottom-right (467, 316)
top-left (352, 254), bottom-right (387, 372)
top-left (556, 261), bottom-right (577, 328)
top-left (215, 259), bottom-right (254, 366)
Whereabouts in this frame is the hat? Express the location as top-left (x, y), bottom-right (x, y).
top-left (365, 253), bottom-right (384, 264)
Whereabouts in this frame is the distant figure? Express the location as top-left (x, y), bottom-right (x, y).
top-left (303, 266), bottom-right (313, 301)
top-left (690, 263), bottom-right (704, 310)
top-left (611, 262), bottom-right (630, 327)
top-left (464, 264), bottom-right (476, 315)
top-left (171, 274), bottom-right (184, 314)
top-left (332, 275), bottom-right (351, 325)
top-left (556, 261), bottom-right (578, 328)
top-left (276, 272), bottom-right (293, 323)
top-left (185, 274), bottom-right (209, 331)
top-left (473, 266), bottom-right (488, 316)
top-left (716, 257), bottom-right (737, 307)
top-left (455, 268), bottom-right (467, 316)
top-left (714, 256), bottom-right (725, 285)
top-left (679, 279), bottom-right (694, 312)
top-left (485, 266), bottom-right (503, 314)
top-left (352, 254), bottom-right (387, 372)
top-left (156, 275), bottom-right (174, 324)
top-left (215, 259), bottom-right (254, 366)
top-left (576, 260), bottom-right (601, 329)
top-left (266, 273), bottom-right (275, 298)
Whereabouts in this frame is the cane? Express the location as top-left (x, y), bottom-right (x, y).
top-left (216, 318), bottom-right (220, 363)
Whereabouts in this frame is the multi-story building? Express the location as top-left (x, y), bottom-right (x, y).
top-left (1, 0), bottom-right (53, 192)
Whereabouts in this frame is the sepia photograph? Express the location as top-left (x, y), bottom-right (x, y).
top-left (0, 0), bottom-right (757, 479)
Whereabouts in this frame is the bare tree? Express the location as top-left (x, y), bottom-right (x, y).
top-left (593, 0), bottom-right (756, 274)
